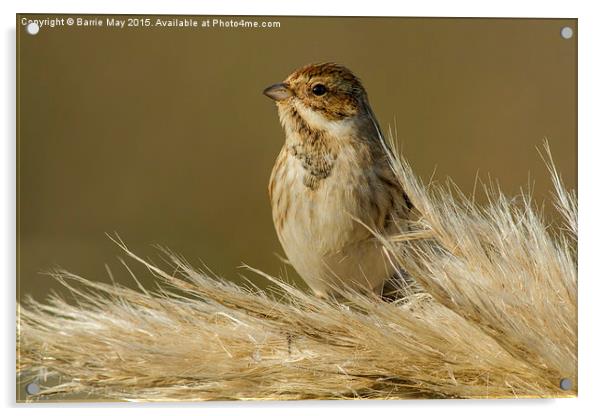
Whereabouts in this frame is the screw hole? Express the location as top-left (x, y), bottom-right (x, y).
top-left (25, 382), bottom-right (40, 395)
top-left (560, 26), bottom-right (573, 40)
top-left (559, 378), bottom-right (573, 391)
top-left (26, 22), bottom-right (40, 36)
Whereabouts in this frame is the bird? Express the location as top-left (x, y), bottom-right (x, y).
top-left (263, 63), bottom-right (412, 299)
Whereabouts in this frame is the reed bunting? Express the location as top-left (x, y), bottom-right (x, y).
top-left (264, 63), bottom-right (412, 298)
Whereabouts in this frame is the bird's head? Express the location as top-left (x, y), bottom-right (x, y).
top-left (263, 63), bottom-right (377, 136)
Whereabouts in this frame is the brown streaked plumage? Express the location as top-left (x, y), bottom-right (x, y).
top-left (264, 63), bottom-right (411, 298)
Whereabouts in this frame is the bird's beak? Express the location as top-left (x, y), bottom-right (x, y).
top-left (263, 83), bottom-right (292, 101)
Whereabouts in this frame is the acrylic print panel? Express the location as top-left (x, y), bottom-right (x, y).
top-left (16, 14), bottom-right (577, 402)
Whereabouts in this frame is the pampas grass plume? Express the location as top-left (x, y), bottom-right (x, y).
top-left (17, 141), bottom-right (577, 401)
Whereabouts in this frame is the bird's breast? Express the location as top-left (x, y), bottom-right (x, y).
top-left (270, 143), bottom-right (379, 255)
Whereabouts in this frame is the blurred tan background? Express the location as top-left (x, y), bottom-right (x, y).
top-left (17, 15), bottom-right (576, 302)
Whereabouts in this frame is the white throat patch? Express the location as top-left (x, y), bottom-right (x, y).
top-left (293, 101), bottom-right (356, 138)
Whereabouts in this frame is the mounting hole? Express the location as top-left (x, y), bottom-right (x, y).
top-left (25, 382), bottom-right (40, 395)
top-left (26, 22), bottom-right (40, 35)
top-left (26, 22), bottom-right (40, 36)
top-left (560, 26), bottom-right (573, 40)
top-left (559, 378), bottom-right (573, 391)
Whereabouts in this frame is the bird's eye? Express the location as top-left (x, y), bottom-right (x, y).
top-left (311, 84), bottom-right (327, 96)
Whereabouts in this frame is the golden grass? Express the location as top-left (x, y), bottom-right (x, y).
top-left (17, 142), bottom-right (577, 401)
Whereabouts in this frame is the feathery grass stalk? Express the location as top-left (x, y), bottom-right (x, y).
top-left (17, 142), bottom-right (576, 401)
